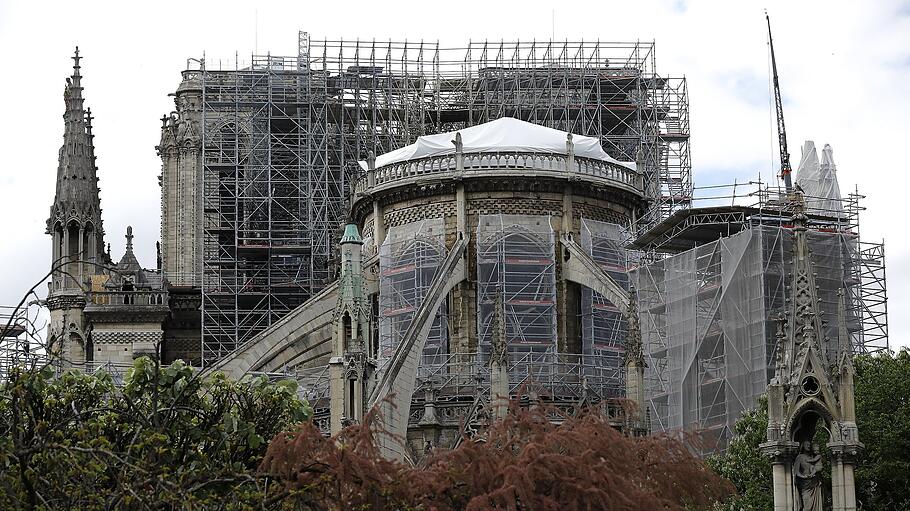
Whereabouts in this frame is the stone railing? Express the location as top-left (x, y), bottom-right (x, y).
top-left (354, 151), bottom-right (642, 196)
top-left (88, 290), bottom-right (169, 307)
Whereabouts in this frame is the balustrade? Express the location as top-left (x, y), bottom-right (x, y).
top-left (355, 151), bottom-right (641, 195)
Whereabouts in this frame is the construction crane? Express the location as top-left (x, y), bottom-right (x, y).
top-left (766, 11), bottom-right (794, 193)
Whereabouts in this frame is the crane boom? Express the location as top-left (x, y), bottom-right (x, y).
top-left (766, 12), bottom-right (793, 193)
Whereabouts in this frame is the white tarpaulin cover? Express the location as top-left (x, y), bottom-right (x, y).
top-left (795, 140), bottom-right (844, 216)
top-left (365, 117), bottom-right (637, 171)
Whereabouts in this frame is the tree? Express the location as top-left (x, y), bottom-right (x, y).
top-left (0, 358), bottom-right (310, 509)
top-left (706, 396), bottom-right (773, 511)
top-left (854, 349), bottom-right (910, 510)
top-left (708, 349), bottom-right (910, 511)
top-left (260, 404), bottom-right (735, 510)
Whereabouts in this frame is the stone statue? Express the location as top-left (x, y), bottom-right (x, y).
top-left (793, 441), bottom-right (824, 511)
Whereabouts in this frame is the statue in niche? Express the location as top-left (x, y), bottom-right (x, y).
top-left (793, 440), bottom-right (824, 511)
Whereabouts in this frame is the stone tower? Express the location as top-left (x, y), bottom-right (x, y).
top-left (761, 192), bottom-right (862, 511)
top-left (157, 68), bottom-right (202, 287)
top-left (46, 48), bottom-right (106, 366)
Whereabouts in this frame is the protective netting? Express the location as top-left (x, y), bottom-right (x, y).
top-left (635, 225), bottom-right (858, 451)
top-left (378, 219), bottom-right (448, 375)
top-left (581, 219), bottom-right (633, 397)
top-left (795, 141), bottom-right (844, 217)
top-left (476, 215), bottom-right (557, 361)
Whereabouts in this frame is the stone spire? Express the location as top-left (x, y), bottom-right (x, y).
top-left (48, 47), bottom-right (105, 292)
top-left (762, 192), bottom-right (862, 511)
top-left (49, 47), bottom-right (103, 233)
top-left (45, 48), bottom-right (106, 369)
top-left (117, 226), bottom-right (141, 272)
top-left (490, 289), bottom-right (510, 419)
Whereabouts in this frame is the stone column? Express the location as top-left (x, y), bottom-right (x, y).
top-left (372, 201), bottom-right (385, 250)
top-left (762, 441), bottom-right (798, 511)
top-left (831, 458), bottom-right (844, 510)
top-left (63, 226), bottom-right (71, 287)
top-left (88, 228), bottom-right (96, 266)
top-left (456, 184), bottom-right (466, 236)
top-left (771, 462), bottom-right (789, 511)
top-left (329, 357), bottom-right (345, 434)
top-left (843, 462), bottom-right (857, 510)
top-left (77, 226), bottom-right (85, 282)
top-left (52, 229), bottom-right (61, 286)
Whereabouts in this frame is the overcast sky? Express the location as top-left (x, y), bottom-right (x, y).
top-left (1, 0), bottom-right (907, 348)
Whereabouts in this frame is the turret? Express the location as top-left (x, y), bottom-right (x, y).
top-left (157, 64), bottom-right (203, 286)
top-left (46, 48), bottom-right (105, 367)
top-left (329, 224), bottom-right (373, 433)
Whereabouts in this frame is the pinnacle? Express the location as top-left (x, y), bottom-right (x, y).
top-left (72, 46), bottom-right (82, 78)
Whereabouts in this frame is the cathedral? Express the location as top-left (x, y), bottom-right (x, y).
top-left (46, 49), bottom-right (200, 370)
top-left (40, 40), bottom-right (873, 495)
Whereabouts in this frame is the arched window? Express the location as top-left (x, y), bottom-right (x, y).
top-left (378, 218), bottom-right (449, 381)
top-left (477, 217), bottom-right (556, 358)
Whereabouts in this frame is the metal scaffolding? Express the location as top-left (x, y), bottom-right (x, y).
top-left (476, 215), bottom-right (557, 359)
top-left (0, 305), bottom-right (50, 378)
top-left (634, 215), bottom-right (886, 451)
top-left (580, 219), bottom-right (634, 396)
top-left (198, 37), bottom-right (690, 364)
top-left (378, 219), bottom-right (448, 375)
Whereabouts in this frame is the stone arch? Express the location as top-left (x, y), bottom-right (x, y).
top-left (83, 221), bottom-right (96, 264)
top-left (340, 310), bottom-right (352, 351)
top-left (789, 398), bottom-right (835, 444)
top-left (381, 236), bottom-right (448, 364)
top-left (477, 224), bottom-right (556, 354)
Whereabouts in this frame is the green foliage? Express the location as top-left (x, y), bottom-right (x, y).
top-left (708, 349), bottom-right (910, 511)
top-left (0, 358), bottom-right (310, 509)
top-left (706, 395), bottom-right (773, 511)
top-left (854, 349), bottom-right (910, 510)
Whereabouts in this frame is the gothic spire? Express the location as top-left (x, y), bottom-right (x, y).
top-left (776, 192), bottom-right (840, 413)
top-left (48, 47), bottom-right (103, 239)
top-left (116, 226), bottom-right (141, 272)
top-left (786, 195), bottom-right (828, 374)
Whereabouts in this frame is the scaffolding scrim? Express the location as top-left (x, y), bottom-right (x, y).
top-left (635, 225), bottom-right (869, 451)
top-left (477, 215), bottom-right (557, 360)
top-left (636, 228), bottom-right (767, 450)
top-left (378, 219), bottom-right (448, 376)
top-left (580, 219), bottom-right (633, 397)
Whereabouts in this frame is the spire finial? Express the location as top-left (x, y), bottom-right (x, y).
top-left (85, 108), bottom-right (94, 131)
top-left (72, 46), bottom-right (82, 78)
top-left (125, 226), bottom-right (134, 251)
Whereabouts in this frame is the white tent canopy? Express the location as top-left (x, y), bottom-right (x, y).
top-left (363, 117), bottom-right (637, 171)
top-left (795, 140), bottom-right (844, 216)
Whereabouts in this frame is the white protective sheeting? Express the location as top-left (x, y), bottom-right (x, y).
top-left (636, 225), bottom-right (859, 452)
top-left (366, 117), bottom-right (637, 171)
top-left (795, 141), bottom-right (844, 216)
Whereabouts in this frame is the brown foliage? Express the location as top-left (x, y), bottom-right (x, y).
top-left (259, 404), bottom-right (734, 510)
